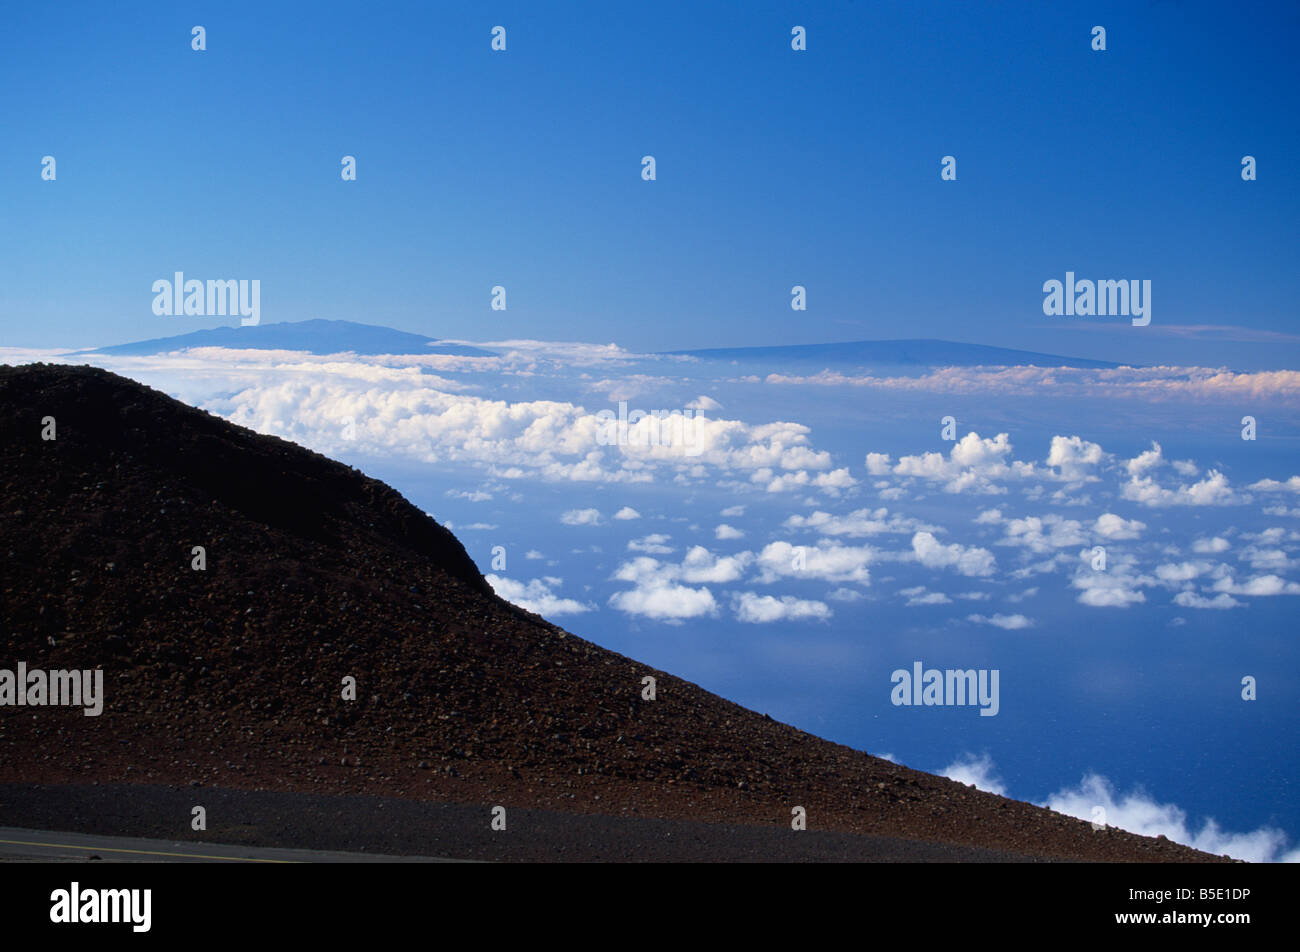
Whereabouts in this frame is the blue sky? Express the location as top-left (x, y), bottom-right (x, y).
top-left (2, 0), bottom-right (1298, 368)
top-left (2, 1), bottom-right (1298, 861)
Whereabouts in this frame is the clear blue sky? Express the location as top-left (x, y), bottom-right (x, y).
top-left (1, 0), bottom-right (1296, 366)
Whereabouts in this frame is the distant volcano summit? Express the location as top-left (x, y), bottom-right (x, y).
top-left (84, 318), bottom-right (496, 358)
top-left (664, 339), bottom-right (1124, 370)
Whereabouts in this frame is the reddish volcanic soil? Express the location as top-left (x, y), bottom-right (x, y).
top-left (0, 364), bottom-right (1229, 861)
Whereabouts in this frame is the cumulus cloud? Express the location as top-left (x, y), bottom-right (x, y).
top-left (1071, 554), bottom-right (1152, 607)
top-left (627, 533), bottom-right (674, 554)
top-left (1172, 591), bottom-right (1240, 610)
top-left (899, 586), bottom-right (952, 606)
top-left (731, 592), bottom-right (832, 623)
top-left (827, 587), bottom-right (865, 602)
top-left (1045, 773), bottom-right (1300, 863)
top-left (486, 575), bottom-right (593, 617)
top-left (561, 508), bottom-right (603, 526)
top-left (967, 612), bottom-right (1033, 630)
top-left (763, 364), bottom-right (1300, 404)
top-left (715, 523), bottom-right (745, 540)
top-left (784, 507), bottom-right (934, 538)
top-left (887, 432), bottom-right (1036, 494)
top-left (1046, 436), bottom-right (1105, 482)
top-left (1121, 444), bottom-right (1247, 508)
top-left (754, 541), bottom-right (875, 585)
top-left (607, 583), bottom-right (718, 622)
top-left (613, 506), bottom-right (641, 520)
top-left (1093, 513), bottom-right (1146, 540)
top-left (1210, 574), bottom-right (1300, 596)
top-left (941, 753), bottom-right (1007, 796)
top-left (612, 547), bottom-right (752, 594)
top-left (998, 514), bottom-right (1088, 553)
top-left (446, 488), bottom-right (492, 502)
top-left (171, 359), bottom-right (865, 495)
top-left (1154, 560), bottom-right (1215, 583)
top-left (1126, 442), bottom-right (1165, 478)
top-left (911, 531), bottom-right (996, 577)
top-left (1193, 536), bottom-right (1231, 553)
top-left (1250, 476), bottom-right (1300, 494)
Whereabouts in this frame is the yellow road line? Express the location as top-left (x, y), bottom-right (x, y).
top-left (0, 837), bottom-right (295, 863)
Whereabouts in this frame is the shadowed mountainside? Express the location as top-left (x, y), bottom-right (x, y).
top-left (0, 364), bottom-right (1224, 861)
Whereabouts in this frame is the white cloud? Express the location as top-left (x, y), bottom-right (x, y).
top-left (561, 508), bottom-right (603, 526)
top-left (784, 507), bottom-right (934, 538)
top-left (1211, 574), bottom-right (1300, 596)
top-left (612, 547), bottom-right (752, 590)
top-left (678, 546), bottom-right (751, 583)
top-left (1121, 445), bottom-right (1246, 508)
top-left (627, 533), bottom-right (674, 555)
top-left (1046, 435), bottom-right (1105, 481)
top-left (731, 592), bottom-right (832, 623)
top-left (754, 541), bottom-right (875, 585)
top-left (1193, 536), bottom-right (1231, 554)
top-left (1045, 773), bottom-right (1300, 863)
top-left (1250, 476), bottom-right (1300, 493)
top-left (1071, 555), bottom-right (1152, 607)
top-left (763, 364), bottom-right (1300, 404)
top-left (486, 575), bottom-right (593, 617)
top-left (1126, 441), bottom-right (1165, 478)
top-left (172, 360), bottom-right (862, 494)
top-left (721, 504), bottom-right (746, 517)
top-left (967, 612), bottom-right (1033, 630)
top-left (715, 523), bottom-right (745, 540)
top-left (911, 531), bottom-right (996, 577)
top-left (889, 432), bottom-right (1036, 494)
top-left (998, 514), bottom-right (1088, 553)
top-left (1093, 513), bottom-right (1146, 540)
top-left (613, 506), bottom-right (641, 520)
top-left (941, 753), bottom-right (1007, 796)
top-left (899, 586), bottom-right (952, 606)
top-left (1172, 591), bottom-right (1240, 610)
top-left (1154, 560), bottom-right (1214, 583)
top-left (607, 583), bottom-right (718, 622)
top-left (446, 488), bottom-right (493, 502)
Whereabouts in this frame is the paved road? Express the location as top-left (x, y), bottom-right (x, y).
top-left (0, 826), bottom-right (469, 863)
top-left (0, 783), bottom-right (1045, 862)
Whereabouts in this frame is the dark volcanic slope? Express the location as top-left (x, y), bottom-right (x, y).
top-left (0, 364), bottom-right (1223, 862)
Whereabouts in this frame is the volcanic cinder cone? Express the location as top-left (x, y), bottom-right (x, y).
top-left (0, 364), bottom-right (1227, 861)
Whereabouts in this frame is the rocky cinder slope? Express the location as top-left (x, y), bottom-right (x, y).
top-left (0, 364), bottom-right (1226, 861)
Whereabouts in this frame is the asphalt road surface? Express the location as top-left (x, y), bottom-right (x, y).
top-left (0, 826), bottom-right (467, 863)
top-left (0, 783), bottom-right (1046, 862)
